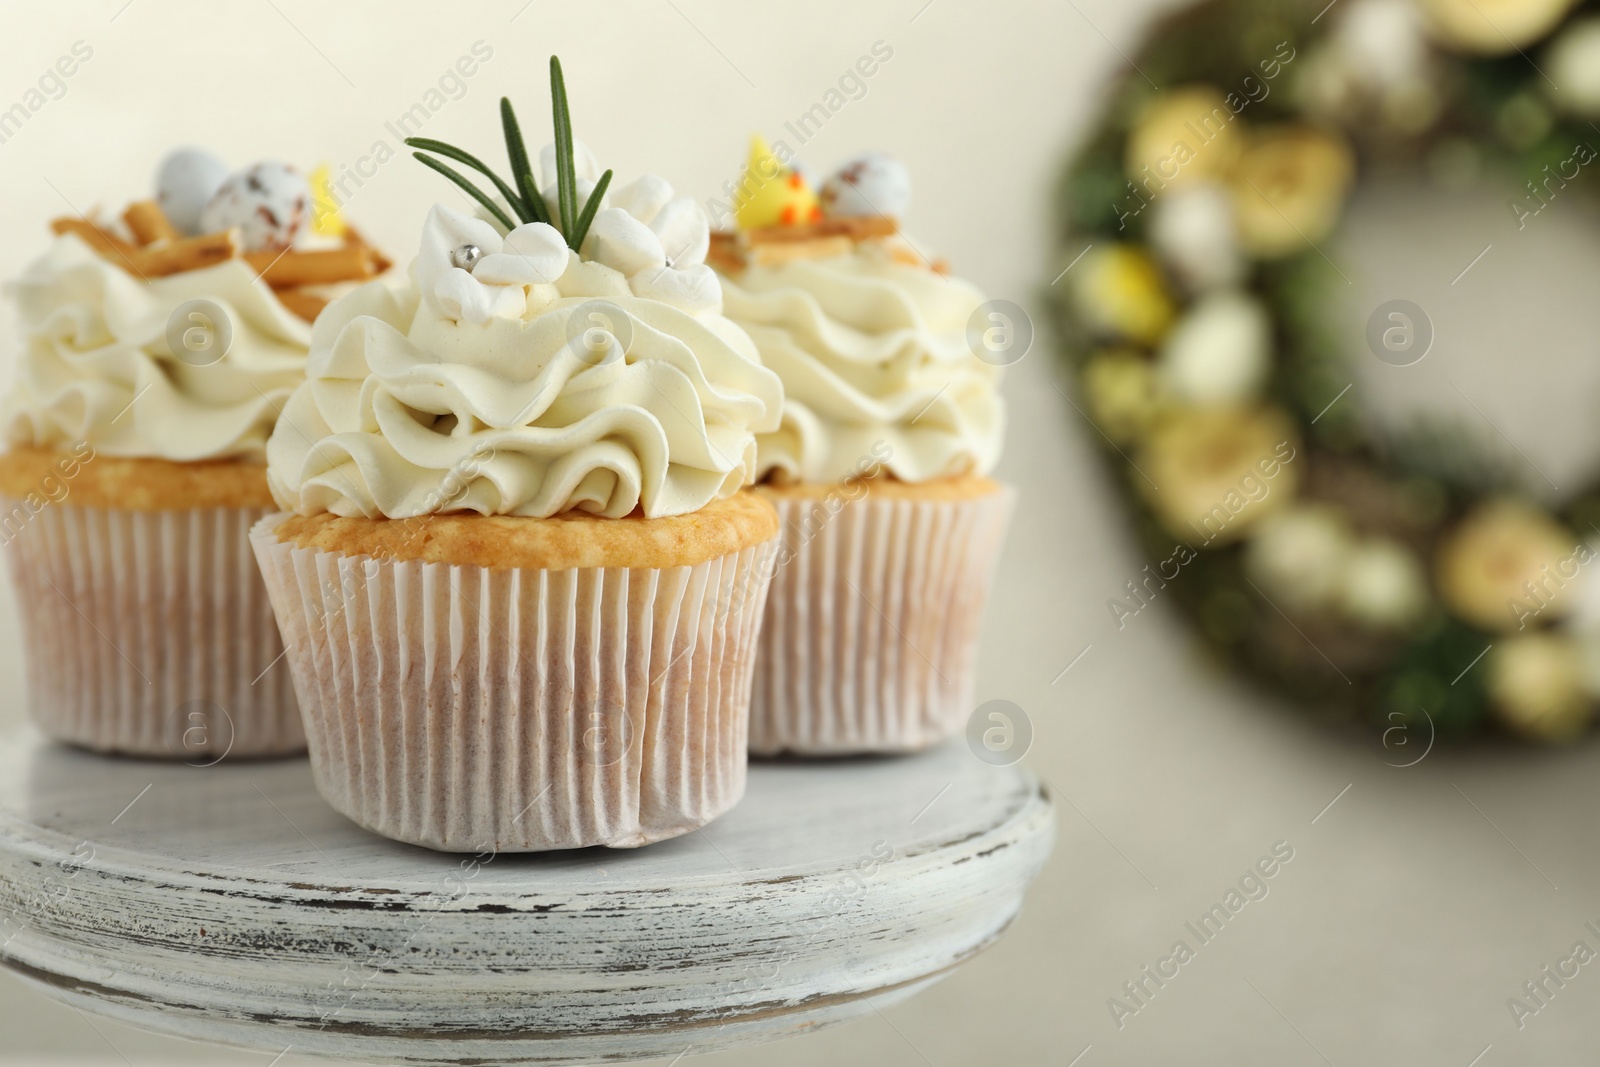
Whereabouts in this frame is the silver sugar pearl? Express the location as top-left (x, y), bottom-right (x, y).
top-left (449, 243), bottom-right (483, 271)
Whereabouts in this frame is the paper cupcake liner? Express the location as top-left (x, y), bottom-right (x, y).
top-left (1, 500), bottom-right (302, 759)
top-left (749, 485), bottom-right (1015, 755)
top-left (249, 513), bottom-right (778, 853)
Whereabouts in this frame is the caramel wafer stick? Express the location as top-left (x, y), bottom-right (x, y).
top-left (244, 245), bottom-right (377, 288)
top-left (274, 288), bottom-right (329, 324)
top-left (707, 232), bottom-right (745, 274)
top-left (748, 235), bottom-right (852, 266)
top-left (342, 225), bottom-right (392, 273)
top-left (50, 217), bottom-right (138, 259)
top-left (747, 216), bottom-right (898, 244)
top-left (122, 200), bottom-right (180, 246)
top-left (132, 230), bottom-right (239, 277)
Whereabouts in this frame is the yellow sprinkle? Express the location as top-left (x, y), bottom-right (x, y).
top-left (310, 163), bottom-right (345, 238)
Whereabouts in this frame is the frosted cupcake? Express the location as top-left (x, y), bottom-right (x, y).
top-left (0, 150), bottom-right (387, 759)
top-left (251, 59), bottom-right (784, 852)
top-left (712, 142), bottom-right (1012, 755)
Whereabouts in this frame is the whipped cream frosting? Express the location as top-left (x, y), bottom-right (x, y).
top-left (2, 233), bottom-right (312, 462)
top-left (266, 197), bottom-right (783, 521)
top-left (720, 243), bottom-right (1004, 484)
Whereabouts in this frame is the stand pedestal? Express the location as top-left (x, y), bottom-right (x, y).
top-left (0, 729), bottom-right (1053, 1065)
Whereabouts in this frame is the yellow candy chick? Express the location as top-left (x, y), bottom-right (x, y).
top-left (309, 163), bottom-right (345, 238)
top-left (734, 135), bottom-right (821, 230)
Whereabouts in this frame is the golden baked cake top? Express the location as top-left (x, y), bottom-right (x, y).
top-left (758, 472), bottom-right (1003, 504)
top-left (0, 446), bottom-right (273, 511)
top-left (274, 490), bottom-right (778, 571)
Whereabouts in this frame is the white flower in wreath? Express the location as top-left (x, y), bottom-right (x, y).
top-left (1546, 18), bottom-right (1600, 116)
top-left (1564, 537), bottom-right (1600, 628)
top-left (1245, 505), bottom-right (1353, 614)
top-left (415, 205), bottom-right (568, 325)
top-left (1334, 0), bottom-right (1430, 89)
top-left (1560, 536), bottom-right (1600, 697)
top-left (1157, 289), bottom-right (1270, 404)
top-left (1149, 183), bottom-right (1243, 291)
top-left (1416, 0), bottom-right (1577, 55)
top-left (1296, 46), bottom-right (1361, 125)
top-left (1339, 538), bottom-right (1430, 629)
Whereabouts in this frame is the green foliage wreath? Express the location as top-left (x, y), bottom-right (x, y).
top-left (1051, 0), bottom-right (1600, 742)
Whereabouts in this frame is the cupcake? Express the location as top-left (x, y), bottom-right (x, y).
top-left (711, 142), bottom-right (1012, 755)
top-left (0, 149), bottom-right (388, 759)
top-left (251, 58), bottom-right (785, 853)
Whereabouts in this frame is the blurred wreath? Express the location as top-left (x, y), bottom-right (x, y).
top-left (1051, 0), bottom-right (1600, 743)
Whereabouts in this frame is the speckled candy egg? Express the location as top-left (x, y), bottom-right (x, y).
top-left (199, 162), bottom-right (309, 251)
top-left (820, 153), bottom-right (913, 220)
top-left (154, 148), bottom-right (230, 236)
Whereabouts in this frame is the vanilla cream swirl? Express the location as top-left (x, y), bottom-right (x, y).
top-left (266, 207), bottom-right (783, 520)
top-left (720, 245), bottom-right (1005, 484)
top-left (2, 234), bottom-right (311, 462)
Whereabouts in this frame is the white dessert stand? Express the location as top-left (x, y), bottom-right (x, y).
top-left (0, 727), bottom-right (1053, 1065)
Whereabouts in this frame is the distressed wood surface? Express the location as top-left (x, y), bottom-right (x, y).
top-left (0, 728), bottom-right (1054, 1065)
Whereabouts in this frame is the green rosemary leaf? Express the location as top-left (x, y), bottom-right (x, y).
top-left (410, 153), bottom-right (516, 232)
top-left (569, 169), bottom-right (613, 250)
top-left (497, 99), bottom-right (548, 226)
top-left (405, 137), bottom-right (527, 221)
top-left (550, 56), bottom-right (578, 242)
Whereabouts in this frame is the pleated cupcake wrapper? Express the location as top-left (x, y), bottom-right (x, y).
top-left (0, 500), bottom-right (302, 759)
top-left (749, 485), bottom-right (1016, 755)
top-left (249, 513), bottom-right (778, 853)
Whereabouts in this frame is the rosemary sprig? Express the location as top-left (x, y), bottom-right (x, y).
top-left (498, 98), bottom-right (548, 226)
top-left (406, 137), bottom-right (526, 217)
top-left (410, 153), bottom-right (516, 231)
top-left (571, 169), bottom-right (613, 250)
top-left (550, 56), bottom-right (578, 238)
top-left (405, 55), bottom-right (612, 252)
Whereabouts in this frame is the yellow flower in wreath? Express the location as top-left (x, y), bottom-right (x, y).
top-left (1230, 125), bottom-right (1355, 259)
top-left (1436, 499), bottom-right (1582, 632)
top-left (1125, 85), bottom-right (1247, 192)
top-left (1138, 405), bottom-right (1300, 546)
top-left (1070, 244), bottom-right (1176, 346)
top-left (1081, 350), bottom-right (1165, 444)
top-left (1488, 633), bottom-right (1592, 742)
top-left (1417, 0), bottom-right (1577, 55)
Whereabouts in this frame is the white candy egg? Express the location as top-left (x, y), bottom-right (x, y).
top-left (154, 147), bottom-right (230, 236)
top-left (820, 152), bottom-right (913, 219)
top-left (199, 162), bottom-right (309, 251)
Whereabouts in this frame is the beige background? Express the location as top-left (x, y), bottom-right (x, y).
top-left (5, 0), bottom-right (1600, 1064)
